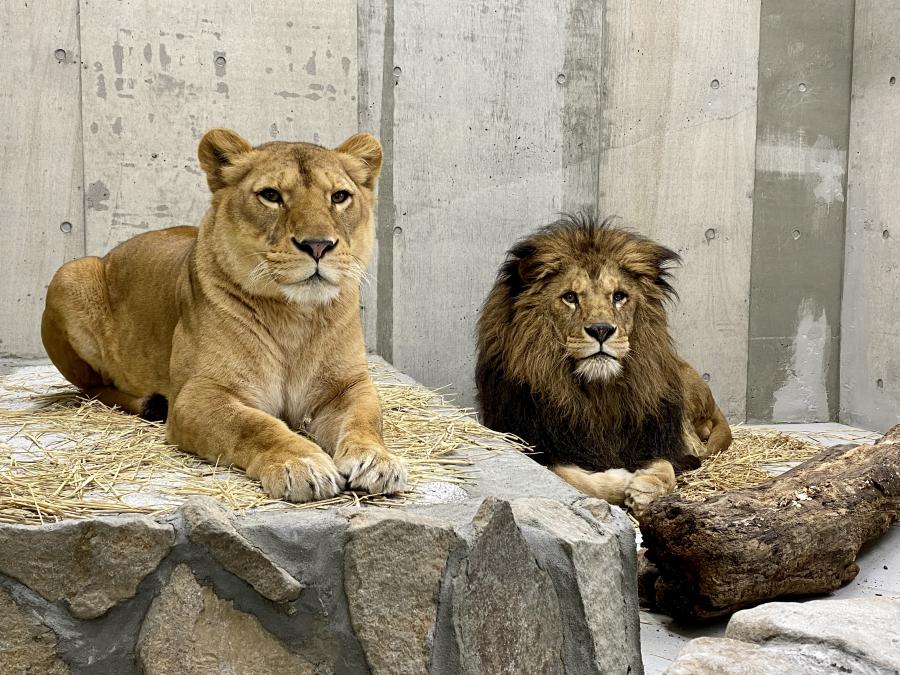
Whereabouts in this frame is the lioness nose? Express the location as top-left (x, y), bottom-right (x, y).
top-left (293, 238), bottom-right (337, 261)
top-left (585, 322), bottom-right (616, 344)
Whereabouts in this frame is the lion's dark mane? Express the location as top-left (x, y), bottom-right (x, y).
top-left (475, 215), bottom-right (700, 473)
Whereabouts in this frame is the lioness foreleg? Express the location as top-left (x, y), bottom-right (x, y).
top-left (309, 377), bottom-right (407, 495)
top-left (169, 380), bottom-right (343, 502)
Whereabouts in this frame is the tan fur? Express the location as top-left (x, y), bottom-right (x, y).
top-left (679, 357), bottom-right (733, 459)
top-left (42, 129), bottom-right (406, 502)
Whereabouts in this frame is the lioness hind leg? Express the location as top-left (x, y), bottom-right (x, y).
top-left (551, 464), bottom-right (634, 504)
top-left (624, 459), bottom-right (676, 521)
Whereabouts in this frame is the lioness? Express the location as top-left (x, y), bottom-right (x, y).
top-left (42, 129), bottom-right (407, 502)
top-left (475, 215), bottom-right (731, 517)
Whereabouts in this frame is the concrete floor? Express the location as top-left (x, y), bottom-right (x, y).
top-left (640, 423), bottom-right (899, 674)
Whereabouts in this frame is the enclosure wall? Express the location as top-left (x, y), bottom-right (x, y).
top-left (1, 0), bottom-right (896, 430)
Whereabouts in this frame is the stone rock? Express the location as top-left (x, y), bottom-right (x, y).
top-left (345, 510), bottom-right (458, 675)
top-left (0, 516), bottom-right (174, 619)
top-left (0, 586), bottom-right (69, 674)
top-left (727, 597), bottom-right (900, 673)
top-left (452, 497), bottom-right (564, 675)
top-left (512, 498), bottom-right (642, 675)
top-left (137, 564), bottom-right (315, 675)
top-left (668, 598), bottom-right (900, 674)
top-left (666, 636), bottom-right (847, 675)
top-left (182, 497), bottom-right (303, 603)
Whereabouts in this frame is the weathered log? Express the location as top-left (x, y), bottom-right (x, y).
top-left (639, 425), bottom-right (900, 621)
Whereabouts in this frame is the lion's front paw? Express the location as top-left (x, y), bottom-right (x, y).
top-left (257, 452), bottom-right (345, 503)
top-left (334, 443), bottom-right (408, 495)
top-left (624, 460), bottom-right (676, 521)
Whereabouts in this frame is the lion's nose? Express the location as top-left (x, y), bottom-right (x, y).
top-left (585, 322), bottom-right (616, 344)
top-left (293, 238), bottom-right (337, 261)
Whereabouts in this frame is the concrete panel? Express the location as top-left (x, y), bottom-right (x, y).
top-left (0, 1), bottom-right (85, 357)
top-left (386, 0), bottom-right (604, 403)
top-left (746, 0), bottom-right (853, 423)
top-left (358, 0), bottom-right (389, 351)
top-left (596, 0), bottom-right (761, 422)
top-left (841, 1), bottom-right (900, 432)
top-left (78, 1), bottom-right (358, 255)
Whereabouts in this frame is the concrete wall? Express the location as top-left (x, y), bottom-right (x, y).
top-left (1, 0), bottom-right (898, 429)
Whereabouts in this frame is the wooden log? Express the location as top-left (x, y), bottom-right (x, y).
top-left (639, 425), bottom-right (900, 621)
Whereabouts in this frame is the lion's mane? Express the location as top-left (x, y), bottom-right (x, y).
top-left (475, 215), bottom-right (700, 473)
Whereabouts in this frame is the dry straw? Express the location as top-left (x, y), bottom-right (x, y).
top-left (0, 363), bottom-right (526, 525)
top-left (675, 426), bottom-right (824, 501)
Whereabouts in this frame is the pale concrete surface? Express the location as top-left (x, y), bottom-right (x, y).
top-left (641, 422), bottom-right (898, 674)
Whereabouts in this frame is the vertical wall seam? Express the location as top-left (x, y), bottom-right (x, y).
top-left (836, 0), bottom-right (858, 422)
top-left (75, 0), bottom-right (88, 258)
top-left (595, 0), bottom-right (609, 217)
top-left (743, 0), bottom-right (765, 424)
top-left (375, 0), bottom-right (395, 362)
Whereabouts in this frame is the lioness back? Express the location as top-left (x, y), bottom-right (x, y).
top-left (42, 129), bottom-right (407, 502)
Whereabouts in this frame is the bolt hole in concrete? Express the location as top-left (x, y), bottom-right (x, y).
top-left (702, 373), bottom-right (711, 382)
top-left (214, 56), bottom-right (226, 67)
top-left (891, 76), bottom-right (896, 86)
top-left (59, 222), bottom-right (73, 234)
top-left (877, 378), bottom-right (884, 389)
top-left (557, 73), bottom-right (567, 84)
top-left (710, 78), bottom-right (720, 89)
top-left (393, 66), bottom-right (402, 76)
top-left (54, 48), bottom-right (67, 62)
top-left (799, 82), bottom-right (808, 92)
top-left (884, 229), bottom-right (891, 239)
top-left (792, 229), bottom-right (801, 240)
top-left (704, 228), bottom-right (716, 241)
top-left (393, 226), bottom-right (403, 235)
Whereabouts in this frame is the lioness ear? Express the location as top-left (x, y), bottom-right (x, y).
top-left (198, 128), bottom-right (253, 191)
top-left (336, 133), bottom-right (383, 190)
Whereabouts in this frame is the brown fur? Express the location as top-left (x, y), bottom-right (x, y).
top-left (475, 215), bottom-right (730, 515)
top-left (41, 129), bottom-right (406, 502)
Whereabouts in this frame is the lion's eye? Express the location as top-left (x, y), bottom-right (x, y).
top-left (258, 188), bottom-right (283, 204)
top-left (613, 290), bottom-right (628, 304)
top-left (331, 190), bottom-right (352, 205)
top-left (561, 291), bottom-right (579, 305)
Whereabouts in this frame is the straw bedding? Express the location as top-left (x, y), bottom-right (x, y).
top-left (0, 362), bottom-right (856, 524)
top-left (0, 362), bottom-right (524, 525)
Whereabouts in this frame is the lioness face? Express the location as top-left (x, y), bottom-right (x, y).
top-left (549, 265), bottom-right (639, 382)
top-left (198, 129), bottom-right (382, 305)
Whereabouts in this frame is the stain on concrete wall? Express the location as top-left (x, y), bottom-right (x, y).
top-left (746, 0), bottom-right (853, 423)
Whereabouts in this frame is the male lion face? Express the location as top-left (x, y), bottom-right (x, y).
top-left (546, 264), bottom-right (639, 382)
top-left (198, 129), bottom-right (382, 305)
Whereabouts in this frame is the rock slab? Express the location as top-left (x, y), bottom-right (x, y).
top-left (345, 510), bottom-right (457, 675)
top-left (452, 497), bottom-right (565, 675)
top-left (182, 496), bottom-right (303, 603)
top-left (668, 597), bottom-right (900, 674)
top-left (137, 564), bottom-right (316, 675)
top-left (0, 586), bottom-right (68, 674)
top-left (0, 515), bottom-right (174, 619)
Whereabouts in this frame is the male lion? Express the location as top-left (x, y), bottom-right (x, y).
top-left (41, 129), bottom-right (407, 502)
top-left (475, 215), bottom-right (731, 516)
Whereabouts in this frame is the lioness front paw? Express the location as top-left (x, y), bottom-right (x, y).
top-left (334, 443), bottom-right (408, 495)
top-left (257, 452), bottom-right (345, 502)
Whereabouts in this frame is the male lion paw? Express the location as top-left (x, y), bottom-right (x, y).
top-left (334, 444), bottom-right (408, 495)
top-left (257, 453), bottom-right (345, 503)
top-left (624, 460), bottom-right (676, 521)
